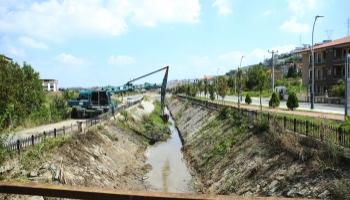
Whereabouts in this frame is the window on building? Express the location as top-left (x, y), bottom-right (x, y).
top-left (328, 68), bottom-right (332, 75)
top-left (334, 67), bottom-right (337, 76)
top-left (344, 49), bottom-right (347, 58)
top-left (317, 70), bottom-right (320, 80)
top-left (309, 55), bottom-right (312, 63)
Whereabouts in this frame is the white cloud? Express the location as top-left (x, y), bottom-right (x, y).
top-left (56, 53), bottom-right (86, 65)
top-left (0, 36), bottom-right (26, 58)
top-left (218, 44), bottom-right (296, 68)
top-left (108, 55), bottom-right (135, 65)
top-left (288, 0), bottom-right (316, 16)
top-left (18, 36), bottom-right (48, 49)
top-left (0, 0), bottom-right (201, 41)
top-left (212, 0), bottom-right (232, 16)
top-left (263, 10), bottom-right (272, 16)
top-left (130, 0), bottom-right (201, 27)
top-left (280, 17), bottom-right (310, 33)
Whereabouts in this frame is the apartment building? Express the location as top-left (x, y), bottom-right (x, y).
top-left (300, 36), bottom-right (350, 96)
top-left (41, 79), bottom-right (59, 92)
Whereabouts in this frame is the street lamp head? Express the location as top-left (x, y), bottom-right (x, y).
top-left (316, 15), bottom-right (324, 19)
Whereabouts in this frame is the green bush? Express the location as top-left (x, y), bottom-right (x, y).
top-left (329, 79), bottom-right (345, 97)
top-left (245, 94), bottom-right (252, 105)
top-left (219, 107), bottom-right (230, 120)
top-left (269, 92), bottom-right (280, 108)
top-left (341, 116), bottom-right (350, 133)
top-left (287, 92), bottom-right (299, 110)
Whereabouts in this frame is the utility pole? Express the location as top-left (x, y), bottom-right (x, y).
top-left (268, 50), bottom-right (278, 93)
top-left (311, 15), bottom-right (324, 110)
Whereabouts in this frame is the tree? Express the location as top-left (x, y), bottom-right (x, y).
top-left (209, 83), bottom-right (215, 101)
top-left (197, 80), bottom-right (203, 96)
top-left (253, 65), bottom-right (269, 110)
top-left (268, 92), bottom-right (280, 108)
top-left (245, 64), bottom-right (265, 90)
top-left (245, 94), bottom-right (252, 105)
top-left (217, 76), bottom-right (228, 101)
top-left (237, 69), bottom-right (243, 109)
top-left (203, 78), bottom-right (208, 97)
top-left (287, 92), bottom-right (299, 110)
top-left (0, 58), bottom-right (45, 129)
top-left (227, 75), bottom-right (235, 94)
top-left (286, 64), bottom-right (298, 78)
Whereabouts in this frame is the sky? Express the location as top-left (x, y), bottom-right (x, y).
top-left (0, 0), bottom-right (349, 87)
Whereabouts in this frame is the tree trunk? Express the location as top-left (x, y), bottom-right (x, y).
top-left (260, 90), bottom-right (262, 111)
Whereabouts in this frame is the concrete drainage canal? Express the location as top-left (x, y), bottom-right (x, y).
top-left (144, 107), bottom-right (194, 193)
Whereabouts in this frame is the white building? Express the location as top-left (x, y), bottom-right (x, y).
top-left (41, 79), bottom-right (58, 92)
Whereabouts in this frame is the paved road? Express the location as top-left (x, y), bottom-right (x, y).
top-left (7, 95), bottom-right (144, 142)
top-left (7, 119), bottom-right (82, 142)
top-left (200, 94), bottom-right (344, 115)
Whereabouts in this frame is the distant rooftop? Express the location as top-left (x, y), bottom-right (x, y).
top-left (41, 79), bottom-right (57, 82)
top-left (0, 54), bottom-right (13, 62)
top-left (300, 35), bottom-right (350, 53)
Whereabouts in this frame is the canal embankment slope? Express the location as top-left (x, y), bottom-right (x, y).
top-left (168, 96), bottom-right (350, 200)
top-left (0, 96), bottom-right (170, 199)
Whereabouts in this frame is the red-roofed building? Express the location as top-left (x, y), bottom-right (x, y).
top-left (300, 36), bottom-right (350, 96)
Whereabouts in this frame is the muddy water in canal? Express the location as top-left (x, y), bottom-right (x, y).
top-left (145, 108), bottom-right (194, 193)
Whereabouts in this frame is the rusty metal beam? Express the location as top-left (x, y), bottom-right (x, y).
top-left (0, 182), bottom-right (309, 200)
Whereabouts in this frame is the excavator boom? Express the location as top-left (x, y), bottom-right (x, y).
top-left (126, 66), bottom-right (169, 116)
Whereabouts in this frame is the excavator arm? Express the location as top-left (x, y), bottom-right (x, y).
top-left (126, 66), bottom-right (169, 116)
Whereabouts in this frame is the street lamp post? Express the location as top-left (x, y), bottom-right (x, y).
top-left (346, 53), bottom-right (350, 117)
top-left (237, 56), bottom-right (244, 109)
top-left (268, 50), bottom-right (278, 93)
top-left (311, 15), bottom-right (324, 109)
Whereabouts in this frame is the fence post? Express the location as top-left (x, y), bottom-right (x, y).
top-left (283, 116), bottom-right (286, 129)
top-left (267, 113), bottom-right (270, 122)
top-left (44, 131), bottom-right (46, 139)
top-left (293, 118), bottom-right (297, 133)
top-left (16, 139), bottom-right (20, 154)
top-left (31, 135), bottom-right (34, 146)
top-left (338, 127), bottom-right (343, 145)
top-left (54, 128), bottom-right (57, 137)
top-left (63, 126), bottom-right (65, 135)
top-left (306, 121), bottom-right (309, 136)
